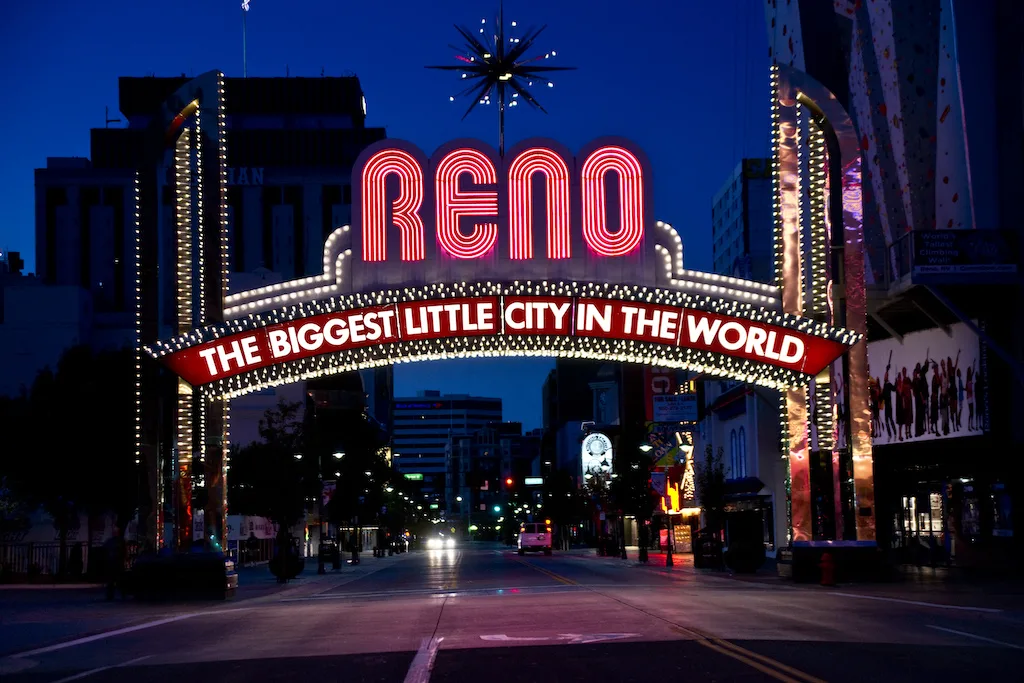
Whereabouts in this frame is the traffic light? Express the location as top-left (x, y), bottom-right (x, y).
top-left (505, 477), bottom-right (514, 487)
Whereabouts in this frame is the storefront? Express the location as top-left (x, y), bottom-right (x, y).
top-left (875, 436), bottom-right (1014, 568)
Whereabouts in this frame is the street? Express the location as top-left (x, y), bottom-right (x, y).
top-left (2, 545), bottom-right (1022, 682)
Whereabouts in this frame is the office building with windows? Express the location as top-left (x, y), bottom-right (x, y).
top-left (710, 158), bottom-right (773, 281)
top-left (392, 391), bottom-right (502, 495)
top-left (11, 75), bottom-right (389, 444)
top-left (695, 159), bottom-right (784, 554)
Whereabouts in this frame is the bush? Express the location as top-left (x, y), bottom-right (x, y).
top-left (724, 540), bottom-right (766, 573)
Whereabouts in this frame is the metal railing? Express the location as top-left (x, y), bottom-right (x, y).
top-left (0, 541), bottom-right (142, 582)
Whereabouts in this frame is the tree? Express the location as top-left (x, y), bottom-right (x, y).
top-left (2, 346), bottom-right (139, 573)
top-left (610, 422), bottom-right (661, 562)
top-left (542, 469), bottom-right (581, 550)
top-left (227, 401), bottom-right (312, 544)
top-left (696, 445), bottom-right (727, 536)
top-left (324, 410), bottom-right (392, 547)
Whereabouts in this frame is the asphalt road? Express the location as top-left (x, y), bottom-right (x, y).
top-left (2, 545), bottom-right (1023, 682)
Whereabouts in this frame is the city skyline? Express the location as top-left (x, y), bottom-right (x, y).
top-left (0, 0), bottom-right (769, 273)
top-left (0, 0), bottom-right (769, 425)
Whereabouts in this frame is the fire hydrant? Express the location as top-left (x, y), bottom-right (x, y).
top-left (819, 552), bottom-right (836, 586)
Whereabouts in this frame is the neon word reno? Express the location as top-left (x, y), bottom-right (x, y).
top-left (352, 138), bottom-right (651, 264)
top-left (159, 295), bottom-right (847, 387)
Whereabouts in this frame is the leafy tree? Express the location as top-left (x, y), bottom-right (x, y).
top-left (610, 422), bottom-right (661, 561)
top-left (696, 445), bottom-right (727, 536)
top-left (1, 346), bottom-right (138, 572)
top-left (227, 400), bottom-right (312, 543)
top-left (542, 469), bottom-right (581, 549)
top-left (325, 410), bottom-right (392, 545)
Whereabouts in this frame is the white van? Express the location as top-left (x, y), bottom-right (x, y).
top-left (517, 522), bottom-right (552, 555)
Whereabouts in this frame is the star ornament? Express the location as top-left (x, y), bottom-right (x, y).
top-left (426, 4), bottom-right (574, 154)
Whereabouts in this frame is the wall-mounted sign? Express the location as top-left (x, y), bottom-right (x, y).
top-left (227, 167), bottom-right (264, 186)
top-left (652, 394), bottom-right (698, 422)
top-left (524, 477), bottom-right (544, 486)
top-left (582, 432), bottom-right (613, 478)
top-left (911, 230), bottom-right (1016, 282)
top-left (644, 366), bottom-right (678, 421)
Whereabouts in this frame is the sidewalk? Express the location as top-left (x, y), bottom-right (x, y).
top-left (235, 550), bottom-right (414, 603)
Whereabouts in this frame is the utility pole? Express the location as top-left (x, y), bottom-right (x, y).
top-left (241, 0), bottom-right (250, 78)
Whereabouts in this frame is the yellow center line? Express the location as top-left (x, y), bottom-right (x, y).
top-left (513, 557), bottom-right (577, 586)
top-left (670, 625), bottom-right (827, 683)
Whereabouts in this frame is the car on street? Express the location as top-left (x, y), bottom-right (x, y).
top-left (517, 522), bottom-right (552, 555)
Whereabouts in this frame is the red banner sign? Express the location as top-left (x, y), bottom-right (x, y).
top-left (159, 296), bottom-right (849, 387)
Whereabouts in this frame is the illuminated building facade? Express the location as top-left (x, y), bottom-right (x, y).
top-left (767, 0), bottom-right (1024, 568)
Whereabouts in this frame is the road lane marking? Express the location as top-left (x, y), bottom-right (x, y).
top-left (479, 633), bottom-right (640, 645)
top-left (48, 655), bottom-right (152, 683)
top-left (279, 583), bottom-right (597, 601)
top-left (512, 557), bottom-right (577, 585)
top-left (403, 636), bottom-right (443, 683)
top-left (670, 626), bottom-right (824, 683)
top-left (829, 592), bottom-right (1002, 613)
top-left (927, 625), bottom-right (1024, 651)
top-left (697, 638), bottom-right (805, 683)
top-left (9, 615), bottom-right (203, 658)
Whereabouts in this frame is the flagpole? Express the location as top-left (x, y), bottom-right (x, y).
top-left (242, 6), bottom-right (247, 78)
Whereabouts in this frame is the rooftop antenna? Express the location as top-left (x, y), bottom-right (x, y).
top-left (105, 106), bottom-right (121, 128)
top-left (241, 0), bottom-right (251, 77)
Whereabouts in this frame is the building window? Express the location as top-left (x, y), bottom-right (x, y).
top-left (730, 429), bottom-right (738, 477)
top-left (737, 427), bottom-right (746, 478)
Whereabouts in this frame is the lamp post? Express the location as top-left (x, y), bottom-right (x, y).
top-left (665, 513), bottom-right (674, 567)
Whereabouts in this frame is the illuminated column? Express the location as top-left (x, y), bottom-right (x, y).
top-left (774, 63), bottom-right (876, 543)
top-left (808, 124), bottom-right (842, 539)
top-left (773, 63), bottom-right (812, 543)
top-left (172, 123), bottom-right (196, 551)
top-left (203, 73), bottom-right (231, 552)
top-left (135, 168), bottom-right (164, 552)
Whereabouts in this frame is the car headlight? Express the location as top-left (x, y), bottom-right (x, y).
top-left (427, 538), bottom-right (441, 549)
top-left (446, 537), bottom-right (455, 548)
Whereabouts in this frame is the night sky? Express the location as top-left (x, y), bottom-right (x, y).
top-left (0, 0), bottom-right (769, 429)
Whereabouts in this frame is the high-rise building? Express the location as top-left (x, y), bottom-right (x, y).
top-left (710, 158), bottom-right (773, 282)
top-left (391, 391), bottom-right (502, 494)
top-left (35, 76), bottom-right (384, 327)
top-left (15, 75), bottom-right (391, 444)
top-left (446, 422), bottom-right (541, 527)
top-left (695, 158), bottom-right (784, 555)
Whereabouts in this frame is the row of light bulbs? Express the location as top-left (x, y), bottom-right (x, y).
top-left (146, 278), bottom-right (860, 361)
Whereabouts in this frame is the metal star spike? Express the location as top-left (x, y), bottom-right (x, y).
top-left (426, 0), bottom-right (574, 156)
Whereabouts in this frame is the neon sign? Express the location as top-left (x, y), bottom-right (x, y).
top-left (349, 138), bottom-right (654, 292)
top-left (153, 288), bottom-right (849, 391)
top-left (147, 136), bottom-right (860, 398)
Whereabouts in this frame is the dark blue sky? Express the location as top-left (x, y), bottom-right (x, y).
top-left (0, 0), bottom-right (769, 429)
